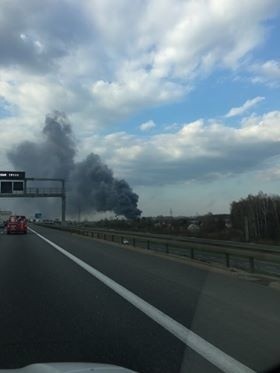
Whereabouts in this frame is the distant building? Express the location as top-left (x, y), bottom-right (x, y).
top-left (225, 219), bottom-right (232, 228)
top-left (187, 223), bottom-right (200, 234)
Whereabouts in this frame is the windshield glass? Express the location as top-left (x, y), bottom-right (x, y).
top-left (0, 1), bottom-right (280, 372)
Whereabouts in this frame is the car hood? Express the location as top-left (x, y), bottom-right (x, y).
top-left (0, 363), bottom-right (137, 373)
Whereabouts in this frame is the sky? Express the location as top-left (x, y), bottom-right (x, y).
top-left (0, 0), bottom-right (280, 217)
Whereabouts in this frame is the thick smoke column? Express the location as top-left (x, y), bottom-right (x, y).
top-left (8, 111), bottom-right (141, 219)
top-left (8, 112), bottom-right (75, 179)
top-left (70, 154), bottom-right (141, 219)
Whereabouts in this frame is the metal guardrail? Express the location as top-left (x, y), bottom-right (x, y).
top-left (79, 226), bottom-right (280, 253)
top-left (36, 223), bottom-right (280, 276)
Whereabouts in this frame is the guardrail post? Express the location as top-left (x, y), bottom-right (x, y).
top-left (97, 232), bottom-right (100, 239)
top-left (249, 257), bottom-right (255, 273)
top-left (190, 248), bottom-right (194, 259)
top-left (225, 253), bottom-right (230, 267)
top-left (61, 193), bottom-right (66, 223)
top-left (147, 240), bottom-right (150, 250)
top-left (132, 238), bottom-right (136, 247)
top-left (121, 236), bottom-right (123, 244)
top-left (91, 232), bottom-right (94, 237)
top-left (104, 233), bottom-right (106, 240)
top-left (165, 243), bottom-right (169, 254)
top-left (111, 234), bottom-right (114, 242)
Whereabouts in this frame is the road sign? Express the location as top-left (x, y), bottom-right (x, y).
top-left (0, 171), bottom-right (25, 180)
top-left (0, 175), bottom-right (65, 222)
top-left (35, 213), bottom-right (42, 219)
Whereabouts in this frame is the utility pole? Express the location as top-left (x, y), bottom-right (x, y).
top-left (61, 179), bottom-right (66, 223)
top-left (78, 204), bottom-right (81, 223)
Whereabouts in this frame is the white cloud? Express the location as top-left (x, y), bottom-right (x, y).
top-left (0, 0), bottom-right (277, 131)
top-left (20, 33), bottom-right (27, 41)
top-left (0, 115), bottom-right (42, 168)
top-left (164, 123), bottom-right (181, 132)
top-left (225, 96), bottom-right (265, 118)
top-left (0, 68), bottom-right (79, 118)
top-left (250, 59), bottom-right (280, 86)
top-left (0, 0), bottom-right (280, 184)
top-left (83, 111), bottom-right (280, 185)
top-left (139, 120), bottom-right (156, 132)
top-left (90, 74), bottom-right (187, 117)
top-left (85, 0), bottom-right (279, 117)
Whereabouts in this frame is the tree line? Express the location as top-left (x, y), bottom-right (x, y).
top-left (231, 192), bottom-right (280, 241)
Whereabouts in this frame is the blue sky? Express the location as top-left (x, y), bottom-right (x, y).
top-left (116, 73), bottom-right (274, 133)
top-left (111, 20), bottom-right (280, 136)
top-left (0, 0), bottom-right (280, 217)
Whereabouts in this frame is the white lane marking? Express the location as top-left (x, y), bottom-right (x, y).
top-left (29, 227), bottom-right (255, 373)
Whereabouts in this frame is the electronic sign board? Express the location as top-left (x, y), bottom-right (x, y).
top-left (0, 171), bottom-right (25, 180)
top-left (13, 182), bottom-right (24, 191)
top-left (1, 182), bottom-right (12, 193)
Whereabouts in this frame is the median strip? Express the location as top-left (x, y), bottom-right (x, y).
top-left (29, 227), bottom-right (255, 373)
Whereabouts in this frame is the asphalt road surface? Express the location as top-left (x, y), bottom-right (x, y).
top-left (0, 225), bottom-right (279, 373)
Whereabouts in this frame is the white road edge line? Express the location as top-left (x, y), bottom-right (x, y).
top-left (29, 227), bottom-right (255, 373)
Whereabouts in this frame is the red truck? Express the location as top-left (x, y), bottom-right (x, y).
top-left (6, 215), bottom-right (28, 234)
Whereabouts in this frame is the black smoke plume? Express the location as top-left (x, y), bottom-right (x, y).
top-left (8, 111), bottom-right (141, 219)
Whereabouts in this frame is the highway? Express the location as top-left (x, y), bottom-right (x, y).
top-left (0, 225), bottom-right (279, 373)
